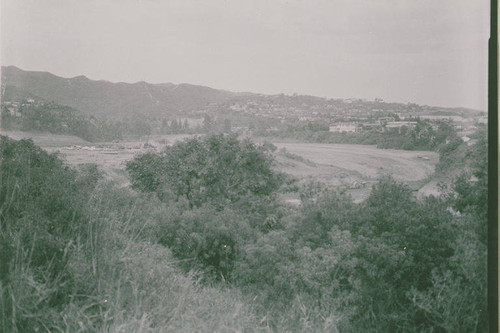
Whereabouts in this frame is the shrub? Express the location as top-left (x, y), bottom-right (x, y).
top-left (126, 134), bottom-right (283, 208)
top-left (157, 205), bottom-right (253, 280)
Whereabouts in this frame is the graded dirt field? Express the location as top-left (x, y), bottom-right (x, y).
top-left (273, 142), bottom-right (437, 181)
top-left (272, 141), bottom-right (439, 202)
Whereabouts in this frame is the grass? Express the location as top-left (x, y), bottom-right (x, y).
top-left (98, 242), bottom-right (265, 332)
top-left (74, 184), bottom-right (266, 332)
top-left (1, 184), bottom-right (345, 332)
top-left (1, 180), bottom-right (268, 332)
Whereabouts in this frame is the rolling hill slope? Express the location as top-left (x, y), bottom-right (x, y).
top-left (1, 66), bottom-right (484, 124)
top-left (1, 66), bottom-right (239, 119)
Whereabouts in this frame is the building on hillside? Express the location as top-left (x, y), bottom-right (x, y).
top-left (229, 104), bottom-right (243, 111)
top-left (419, 115), bottom-right (466, 123)
top-left (385, 121), bottom-right (418, 130)
top-left (461, 136), bottom-right (471, 143)
top-left (477, 117), bottom-right (488, 124)
top-left (467, 139), bottom-right (479, 146)
top-left (7, 106), bottom-right (21, 117)
top-left (418, 115), bottom-right (450, 121)
top-left (329, 122), bottom-right (360, 133)
top-left (377, 117), bottom-right (395, 125)
top-left (396, 113), bottom-right (414, 120)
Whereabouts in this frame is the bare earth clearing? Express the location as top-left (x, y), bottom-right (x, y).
top-left (1, 131), bottom-right (439, 202)
top-left (272, 141), bottom-right (438, 202)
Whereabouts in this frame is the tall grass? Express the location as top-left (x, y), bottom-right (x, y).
top-left (0, 137), bottom-right (269, 332)
top-left (78, 185), bottom-right (266, 332)
top-left (1, 181), bottom-right (271, 332)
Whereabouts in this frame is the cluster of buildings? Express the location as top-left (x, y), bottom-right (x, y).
top-left (170, 96), bottom-right (486, 138)
top-left (329, 112), bottom-right (486, 135)
top-left (3, 101), bottom-right (22, 117)
top-left (3, 98), bottom-right (36, 118)
top-left (329, 118), bottom-right (418, 133)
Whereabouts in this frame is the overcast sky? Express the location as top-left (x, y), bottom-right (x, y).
top-left (1, 0), bottom-right (489, 110)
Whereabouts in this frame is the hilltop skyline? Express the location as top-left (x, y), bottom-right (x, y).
top-left (1, 0), bottom-right (489, 110)
top-left (2, 65), bottom-right (487, 114)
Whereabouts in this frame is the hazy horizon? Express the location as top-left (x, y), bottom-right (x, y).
top-left (1, 0), bottom-right (489, 111)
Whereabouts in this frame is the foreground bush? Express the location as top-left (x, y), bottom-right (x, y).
top-left (155, 204), bottom-right (255, 280)
top-left (231, 175), bottom-right (486, 332)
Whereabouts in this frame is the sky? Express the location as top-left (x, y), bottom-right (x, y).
top-left (0, 0), bottom-right (489, 110)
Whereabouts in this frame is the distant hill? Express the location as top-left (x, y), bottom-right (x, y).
top-left (1, 66), bottom-right (485, 123)
top-left (1, 84), bottom-right (40, 102)
top-left (1, 66), bottom-right (240, 120)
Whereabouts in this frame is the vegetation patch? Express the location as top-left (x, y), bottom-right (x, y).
top-left (0, 132), bottom-right (487, 332)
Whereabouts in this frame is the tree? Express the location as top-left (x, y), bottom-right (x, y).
top-left (407, 127), bottom-right (488, 332)
top-left (223, 119), bottom-right (231, 133)
top-left (347, 177), bottom-right (456, 331)
top-left (203, 115), bottom-right (213, 133)
top-left (125, 152), bottom-right (164, 193)
top-left (1, 106), bottom-right (13, 130)
top-left (126, 134), bottom-right (283, 208)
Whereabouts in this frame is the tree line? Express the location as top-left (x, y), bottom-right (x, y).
top-left (264, 118), bottom-right (461, 152)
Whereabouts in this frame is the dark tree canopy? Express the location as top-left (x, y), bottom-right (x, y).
top-left (126, 134), bottom-right (283, 208)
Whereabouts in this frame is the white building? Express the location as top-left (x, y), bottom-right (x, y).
top-left (377, 117), bottom-right (395, 125)
top-left (461, 136), bottom-right (471, 143)
top-left (385, 121), bottom-right (418, 129)
top-left (477, 117), bottom-right (487, 124)
top-left (329, 122), bottom-right (360, 133)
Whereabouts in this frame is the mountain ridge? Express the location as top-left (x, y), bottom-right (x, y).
top-left (1, 66), bottom-right (243, 119)
top-left (1, 66), bottom-right (485, 121)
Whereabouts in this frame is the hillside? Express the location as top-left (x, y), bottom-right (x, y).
top-left (1, 66), bottom-right (486, 148)
top-left (2, 66), bottom-right (485, 125)
top-left (1, 66), bottom-right (239, 119)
